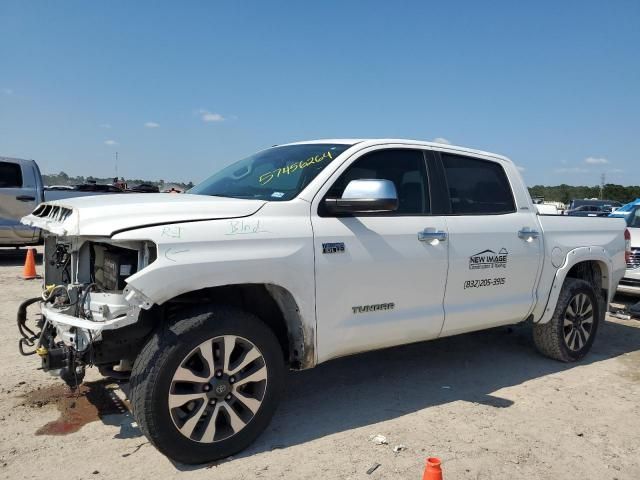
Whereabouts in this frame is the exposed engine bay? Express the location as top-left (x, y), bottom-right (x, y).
top-left (17, 236), bottom-right (158, 388)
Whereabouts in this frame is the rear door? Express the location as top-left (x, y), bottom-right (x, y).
top-left (437, 153), bottom-right (543, 336)
top-left (0, 160), bottom-right (39, 244)
top-left (311, 147), bottom-right (449, 362)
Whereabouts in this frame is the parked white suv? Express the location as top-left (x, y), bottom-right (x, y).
top-left (19, 139), bottom-right (627, 464)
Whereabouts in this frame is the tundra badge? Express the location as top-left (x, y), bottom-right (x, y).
top-left (322, 242), bottom-right (345, 254)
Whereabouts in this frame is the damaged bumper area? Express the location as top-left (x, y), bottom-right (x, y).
top-left (41, 288), bottom-right (148, 331)
top-left (17, 235), bottom-right (157, 388)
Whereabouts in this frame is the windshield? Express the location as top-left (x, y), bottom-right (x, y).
top-left (189, 143), bottom-right (352, 201)
top-left (627, 207), bottom-right (640, 228)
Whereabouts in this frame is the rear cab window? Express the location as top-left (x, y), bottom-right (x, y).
top-left (0, 161), bottom-right (23, 188)
top-left (441, 154), bottom-right (515, 215)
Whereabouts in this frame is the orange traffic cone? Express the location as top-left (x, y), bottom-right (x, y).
top-left (422, 457), bottom-right (443, 480)
top-left (22, 248), bottom-right (37, 280)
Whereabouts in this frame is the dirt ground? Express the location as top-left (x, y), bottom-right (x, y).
top-left (1, 247), bottom-right (639, 480)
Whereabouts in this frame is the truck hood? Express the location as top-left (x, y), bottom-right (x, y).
top-left (21, 193), bottom-right (266, 237)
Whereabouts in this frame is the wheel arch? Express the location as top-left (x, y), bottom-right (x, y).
top-left (566, 260), bottom-right (607, 292)
top-left (161, 283), bottom-right (315, 370)
top-left (537, 247), bottom-right (613, 324)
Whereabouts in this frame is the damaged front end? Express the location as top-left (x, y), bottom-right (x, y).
top-left (17, 235), bottom-right (158, 388)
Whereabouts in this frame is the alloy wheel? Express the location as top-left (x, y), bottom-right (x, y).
top-left (168, 335), bottom-right (268, 443)
top-left (563, 293), bottom-right (594, 352)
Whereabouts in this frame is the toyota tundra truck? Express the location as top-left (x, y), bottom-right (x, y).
top-left (18, 139), bottom-right (628, 464)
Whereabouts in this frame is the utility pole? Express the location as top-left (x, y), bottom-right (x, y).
top-left (600, 173), bottom-right (605, 200)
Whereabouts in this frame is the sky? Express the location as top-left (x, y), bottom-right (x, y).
top-left (1, 1), bottom-right (639, 186)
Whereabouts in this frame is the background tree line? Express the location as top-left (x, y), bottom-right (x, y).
top-left (43, 170), bottom-right (640, 205)
top-left (528, 184), bottom-right (640, 205)
top-left (43, 171), bottom-right (194, 190)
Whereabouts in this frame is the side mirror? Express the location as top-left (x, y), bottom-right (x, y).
top-left (324, 179), bottom-right (398, 214)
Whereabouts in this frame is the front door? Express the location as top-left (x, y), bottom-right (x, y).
top-left (311, 147), bottom-right (449, 362)
top-left (438, 153), bottom-right (543, 336)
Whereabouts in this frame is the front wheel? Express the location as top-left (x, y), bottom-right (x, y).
top-left (129, 305), bottom-right (285, 464)
top-left (533, 278), bottom-right (602, 362)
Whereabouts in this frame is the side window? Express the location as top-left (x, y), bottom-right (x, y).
top-left (0, 162), bottom-right (23, 188)
top-left (325, 149), bottom-right (430, 215)
top-left (442, 154), bottom-right (515, 215)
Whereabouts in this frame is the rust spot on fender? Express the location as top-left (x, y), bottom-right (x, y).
top-left (300, 324), bottom-right (316, 370)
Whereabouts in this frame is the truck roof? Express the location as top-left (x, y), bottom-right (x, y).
top-left (0, 156), bottom-right (36, 166)
top-left (280, 139), bottom-right (513, 164)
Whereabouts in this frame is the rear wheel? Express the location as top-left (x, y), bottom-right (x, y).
top-left (129, 305), bottom-right (285, 464)
top-left (533, 278), bottom-right (601, 362)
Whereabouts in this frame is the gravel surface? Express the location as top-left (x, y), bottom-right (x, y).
top-left (1, 247), bottom-right (639, 479)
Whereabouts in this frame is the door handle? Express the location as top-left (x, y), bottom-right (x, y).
top-left (518, 227), bottom-right (540, 242)
top-left (418, 228), bottom-right (447, 242)
top-left (16, 195), bottom-right (36, 202)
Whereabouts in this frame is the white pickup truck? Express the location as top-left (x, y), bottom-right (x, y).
top-left (19, 139), bottom-right (628, 464)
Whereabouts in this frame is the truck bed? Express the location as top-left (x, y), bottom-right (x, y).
top-left (533, 214), bottom-right (627, 321)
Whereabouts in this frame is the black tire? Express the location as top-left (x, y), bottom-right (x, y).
top-left (129, 304), bottom-right (285, 464)
top-left (533, 278), bottom-right (602, 362)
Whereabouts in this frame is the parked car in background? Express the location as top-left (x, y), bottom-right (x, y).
top-left (566, 205), bottom-right (613, 217)
top-left (535, 203), bottom-right (559, 215)
top-left (568, 199), bottom-right (622, 211)
top-left (618, 205), bottom-right (640, 295)
top-left (1, 156), bottom-right (123, 246)
top-left (531, 197), bottom-right (565, 213)
top-left (73, 182), bottom-right (123, 193)
top-left (129, 183), bottom-right (160, 193)
top-left (609, 198), bottom-right (640, 219)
